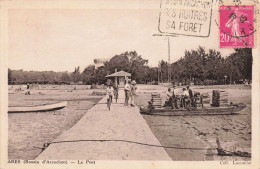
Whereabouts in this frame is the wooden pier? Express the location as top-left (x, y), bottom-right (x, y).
top-left (37, 89), bottom-right (171, 160)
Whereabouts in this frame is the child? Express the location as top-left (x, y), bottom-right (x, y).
top-left (106, 84), bottom-right (114, 102)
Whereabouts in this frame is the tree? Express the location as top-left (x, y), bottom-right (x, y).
top-left (7, 48), bottom-right (252, 86)
top-left (225, 48), bottom-right (252, 83)
top-left (61, 72), bottom-right (71, 84)
top-left (8, 68), bottom-right (13, 84)
top-left (203, 49), bottom-right (223, 83)
top-left (104, 51), bottom-right (149, 83)
top-left (105, 53), bottom-right (130, 73)
top-left (82, 65), bottom-right (96, 84)
top-left (71, 66), bottom-right (81, 83)
top-left (146, 67), bottom-right (158, 84)
top-left (158, 60), bottom-right (168, 83)
top-left (95, 66), bottom-right (107, 84)
top-left (128, 51), bottom-right (148, 82)
top-left (169, 46), bottom-right (252, 85)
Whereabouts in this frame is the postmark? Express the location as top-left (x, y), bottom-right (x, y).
top-left (219, 5), bottom-right (255, 48)
top-left (158, 0), bottom-right (213, 37)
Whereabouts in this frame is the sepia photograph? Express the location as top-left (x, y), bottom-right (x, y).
top-left (1, 0), bottom-right (260, 168)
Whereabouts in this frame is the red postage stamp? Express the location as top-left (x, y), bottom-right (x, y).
top-left (219, 5), bottom-right (255, 48)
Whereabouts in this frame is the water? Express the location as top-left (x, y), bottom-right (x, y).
top-left (8, 88), bottom-right (104, 159)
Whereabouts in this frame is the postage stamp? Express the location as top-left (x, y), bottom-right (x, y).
top-left (219, 5), bottom-right (255, 48)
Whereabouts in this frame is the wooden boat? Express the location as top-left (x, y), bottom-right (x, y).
top-left (140, 92), bottom-right (246, 116)
top-left (140, 103), bottom-right (246, 116)
top-left (8, 101), bottom-right (68, 113)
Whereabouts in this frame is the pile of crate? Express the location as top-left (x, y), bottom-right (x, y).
top-left (201, 93), bottom-right (211, 108)
top-left (151, 93), bottom-right (162, 109)
top-left (212, 90), bottom-right (229, 107)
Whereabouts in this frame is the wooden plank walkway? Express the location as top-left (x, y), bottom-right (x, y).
top-left (36, 89), bottom-right (171, 160)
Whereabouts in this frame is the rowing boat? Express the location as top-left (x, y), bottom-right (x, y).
top-left (8, 101), bottom-right (68, 113)
top-left (140, 103), bottom-right (246, 116)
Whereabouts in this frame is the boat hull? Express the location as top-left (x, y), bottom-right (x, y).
top-left (140, 104), bottom-right (246, 116)
top-left (8, 101), bottom-right (68, 113)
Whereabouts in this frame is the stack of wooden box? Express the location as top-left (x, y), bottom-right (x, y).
top-left (212, 90), bottom-right (229, 107)
top-left (219, 91), bottom-right (229, 107)
top-left (201, 93), bottom-right (211, 108)
top-left (151, 93), bottom-right (162, 108)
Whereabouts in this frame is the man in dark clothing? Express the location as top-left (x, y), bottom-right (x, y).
top-left (187, 86), bottom-right (194, 107)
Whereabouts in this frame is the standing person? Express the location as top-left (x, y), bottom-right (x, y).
top-left (124, 80), bottom-right (131, 106)
top-left (164, 88), bottom-right (172, 107)
top-left (182, 88), bottom-right (190, 109)
top-left (172, 85), bottom-right (179, 109)
top-left (113, 83), bottom-right (119, 102)
top-left (166, 88), bottom-right (172, 101)
top-left (130, 80), bottom-right (137, 107)
top-left (187, 86), bottom-right (193, 107)
top-left (106, 83), bottom-right (114, 103)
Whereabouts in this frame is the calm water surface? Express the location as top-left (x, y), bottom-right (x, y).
top-left (8, 89), bottom-right (103, 160)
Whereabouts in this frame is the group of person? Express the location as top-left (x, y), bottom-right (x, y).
top-left (124, 79), bottom-right (137, 107)
top-left (165, 85), bottom-right (193, 110)
top-left (106, 78), bottom-right (137, 107)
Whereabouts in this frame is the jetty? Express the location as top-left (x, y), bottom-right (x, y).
top-left (36, 89), bottom-right (171, 160)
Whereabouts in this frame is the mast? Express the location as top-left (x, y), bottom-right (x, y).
top-left (152, 34), bottom-right (176, 85)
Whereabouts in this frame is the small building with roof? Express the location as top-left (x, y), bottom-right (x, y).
top-left (105, 70), bottom-right (131, 88)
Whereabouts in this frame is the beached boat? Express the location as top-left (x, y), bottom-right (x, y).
top-left (140, 91), bottom-right (247, 116)
top-left (140, 103), bottom-right (246, 116)
top-left (8, 101), bottom-right (68, 113)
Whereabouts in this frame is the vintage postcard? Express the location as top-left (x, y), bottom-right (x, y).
top-left (0, 0), bottom-right (259, 169)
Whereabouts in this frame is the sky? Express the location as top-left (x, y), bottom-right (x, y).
top-left (8, 0), bottom-right (234, 72)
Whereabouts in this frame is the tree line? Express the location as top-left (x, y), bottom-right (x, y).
top-left (8, 47), bottom-right (252, 85)
top-left (159, 47), bottom-right (252, 85)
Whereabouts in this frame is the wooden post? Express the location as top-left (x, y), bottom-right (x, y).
top-left (168, 37), bottom-right (171, 84)
top-left (152, 34), bottom-right (177, 85)
top-left (115, 68), bottom-right (117, 86)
